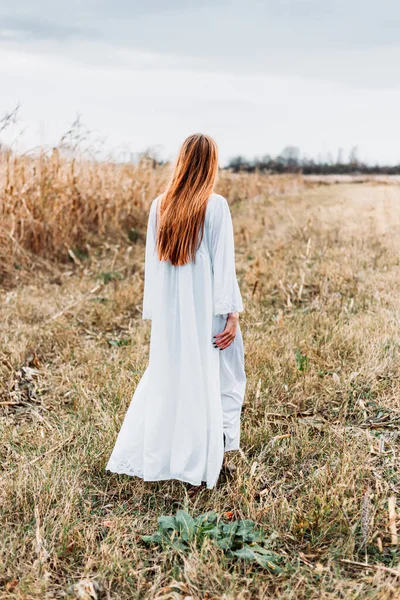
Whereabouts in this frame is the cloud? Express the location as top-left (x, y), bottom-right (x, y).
top-left (1, 1), bottom-right (400, 63)
top-left (1, 42), bottom-right (400, 165)
top-left (0, 1), bottom-right (400, 163)
top-left (0, 16), bottom-right (88, 41)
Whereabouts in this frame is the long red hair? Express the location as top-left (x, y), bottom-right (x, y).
top-left (156, 133), bottom-right (219, 266)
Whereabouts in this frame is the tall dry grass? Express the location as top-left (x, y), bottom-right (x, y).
top-left (0, 151), bottom-right (165, 284)
top-left (0, 156), bottom-right (399, 599)
top-left (0, 149), bottom-right (303, 286)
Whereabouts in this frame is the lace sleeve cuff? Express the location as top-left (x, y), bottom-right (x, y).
top-left (214, 299), bottom-right (244, 316)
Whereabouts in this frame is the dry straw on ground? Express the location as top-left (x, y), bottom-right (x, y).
top-left (0, 154), bottom-right (399, 599)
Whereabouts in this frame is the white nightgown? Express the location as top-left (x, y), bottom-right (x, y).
top-left (106, 193), bottom-right (246, 489)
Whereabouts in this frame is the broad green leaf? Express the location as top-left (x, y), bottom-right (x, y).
top-left (248, 544), bottom-right (276, 556)
top-left (236, 520), bottom-right (256, 532)
top-left (158, 515), bottom-right (177, 531)
top-left (169, 540), bottom-right (189, 551)
top-left (195, 512), bottom-right (218, 526)
top-left (233, 545), bottom-right (282, 573)
top-left (175, 510), bottom-right (195, 541)
top-left (221, 521), bottom-right (240, 537)
top-left (235, 520), bottom-right (260, 540)
top-left (216, 537), bottom-right (233, 551)
top-left (197, 522), bottom-right (218, 534)
top-left (142, 510), bottom-right (283, 574)
top-left (245, 531), bottom-right (265, 543)
top-left (254, 554), bottom-right (282, 573)
top-left (202, 526), bottom-right (221, 539)
top-left (232, 545), bottom-right (256, 560)
top-left (141, 533), bottom-right (162, 544)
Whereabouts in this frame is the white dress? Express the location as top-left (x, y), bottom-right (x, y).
top-left (106, 193), bottom-right (246, 489)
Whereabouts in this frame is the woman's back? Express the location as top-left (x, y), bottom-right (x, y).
top-left (143, 193), bottom-right (243, 321)
top-left (106, 134), bottom-right (246, 489)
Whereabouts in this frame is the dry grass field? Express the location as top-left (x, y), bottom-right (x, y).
top-left (1, 156), bottom-right (400, 599)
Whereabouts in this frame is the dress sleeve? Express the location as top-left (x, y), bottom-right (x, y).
top-left (209, 195), bottom-right (244, 316)
top-left (142, 199), bottom-right (159, 320)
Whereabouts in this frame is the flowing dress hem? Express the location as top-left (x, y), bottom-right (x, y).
top-left (105, 464), bottom-right (219, 489)
top-left (224, 444), bottom-right (240, 452)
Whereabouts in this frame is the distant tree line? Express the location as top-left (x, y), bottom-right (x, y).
top-left (225, 146), bottom-right (400, 175)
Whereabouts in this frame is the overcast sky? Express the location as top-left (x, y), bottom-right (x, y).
top-left (1, 0), bottom-right (400, 164)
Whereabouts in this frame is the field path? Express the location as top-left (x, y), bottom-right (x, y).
top-left (313, 183), bottom-right (400, 242)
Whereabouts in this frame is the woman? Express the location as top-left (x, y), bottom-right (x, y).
top-left (106, 133), bottom-right (246, 489)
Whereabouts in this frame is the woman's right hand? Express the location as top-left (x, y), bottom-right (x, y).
top-left (213, 312), bottom-right (239, 350)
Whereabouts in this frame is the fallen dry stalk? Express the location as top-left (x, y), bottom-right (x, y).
top-left (388, 496), bottom-right (398, 546)
top-left (339, 558), bottom-right (400, 578)
top-left (49, 284), bottom-right (104, 321)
